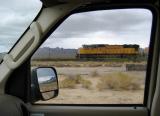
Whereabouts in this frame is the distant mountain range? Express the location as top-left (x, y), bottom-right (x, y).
top-left (32, 47), bottom-right (77, 60)
top-left (0, 48), bottom-right (77, 61)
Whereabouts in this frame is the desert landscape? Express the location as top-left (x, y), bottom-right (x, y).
top-left (32, 61), bottom-right (146, 104)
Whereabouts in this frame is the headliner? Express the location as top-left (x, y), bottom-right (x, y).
top-left (40, 0), bottom-right (158, 7)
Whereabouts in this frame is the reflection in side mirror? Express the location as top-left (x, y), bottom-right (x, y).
top-left (31, 67), bottom-right (59, 101)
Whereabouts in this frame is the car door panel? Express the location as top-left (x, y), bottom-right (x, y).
top-left (29, 106), bottom-right (148, 116)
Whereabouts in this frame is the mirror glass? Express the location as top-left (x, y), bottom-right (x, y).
top-left (41, 91), bottom-right (55, 100)
top-left (36, 68), bottom-right (58, 99)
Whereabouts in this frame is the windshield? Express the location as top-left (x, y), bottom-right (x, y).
top-left (0, 0), bottom-right (42, 60)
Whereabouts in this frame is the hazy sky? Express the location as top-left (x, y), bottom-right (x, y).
top-left (42, 9), bottom-right (152, 49)
top-left (0, 0), bottom-right (152, 53)
top-left (0, 0), bottom-right (41, 53)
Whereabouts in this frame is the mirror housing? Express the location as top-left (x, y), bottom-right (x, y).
top-left (31, 67), bottom-right (59, 102)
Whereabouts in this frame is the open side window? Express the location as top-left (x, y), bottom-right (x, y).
top-left (31, 8), bottom-right (154, 106)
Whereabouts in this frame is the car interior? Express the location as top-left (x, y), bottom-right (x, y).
top-left (0, 0), bottom-right (159, 116)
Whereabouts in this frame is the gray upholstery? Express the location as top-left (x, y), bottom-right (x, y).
top-left (151, 58), bottom-right (160, 116)
top-left (0, 94), bottom-right (24, 116)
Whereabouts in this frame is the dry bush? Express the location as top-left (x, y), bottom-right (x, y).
top-left (59, 76), bottom-right (76, 89)
top-left (75, 75), bottom-right (84, 84)
top-left (91, 70), bottom-right (99, 77)
top-left (97, 72), bottom-right (140, 91)
top-left (81, 79), bottom-right (92, 89)
top-left (75, 75), bottom-right (92, 89)
top-left (59, 75), bottom-right (92, 89)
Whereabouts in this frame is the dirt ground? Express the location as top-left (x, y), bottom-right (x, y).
top-left (33, 61), bottom-right (146, 104)
top-left (38, 89), bottom-right (144, 104)
top-left (37, 68), bottom-right (145, 104)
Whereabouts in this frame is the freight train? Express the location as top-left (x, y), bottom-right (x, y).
top-left (77, 44), bottom-right (140, 59)
top-left (32, 44), bottom-right (146, 61)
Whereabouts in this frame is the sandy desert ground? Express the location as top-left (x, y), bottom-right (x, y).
top-left (39, 89), bottom-right (144, 104)
top-left (36, 65), bottom-right (146, 104)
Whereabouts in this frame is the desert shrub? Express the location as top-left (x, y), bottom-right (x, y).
top-left (91, 70), bottom-right (99, 77)
top-left (75, 75), bottom-right (84, 84)
top-left (75, 75), bottom-right (92, 89)
top-left (59, 75), bottom-right (92, 89)
top-left (59, 76), bottom-right (76, 89)
top-left (97, 72), bottom-right (140, 91)
top-left (81, 79), bottom-right (92, 89)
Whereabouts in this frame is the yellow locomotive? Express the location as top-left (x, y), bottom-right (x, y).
top-left (77, 44), bottom-right (139, 59)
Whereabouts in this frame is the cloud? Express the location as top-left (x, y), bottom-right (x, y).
top-left (0, 1), bottom-right (152, 53)
top-left (0, 0), bottom-right (42, 52)
top-left (46, 9), bottom-right (152, 48)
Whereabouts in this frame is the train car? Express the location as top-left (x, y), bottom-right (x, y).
top-left (77, 44), bottom-right (139, 59)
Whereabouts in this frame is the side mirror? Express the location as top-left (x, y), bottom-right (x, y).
top-left (31, 67), bottom-right (59, 102)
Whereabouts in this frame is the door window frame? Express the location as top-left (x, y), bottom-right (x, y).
top-left (30, 4), bottom-right (159, 107)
